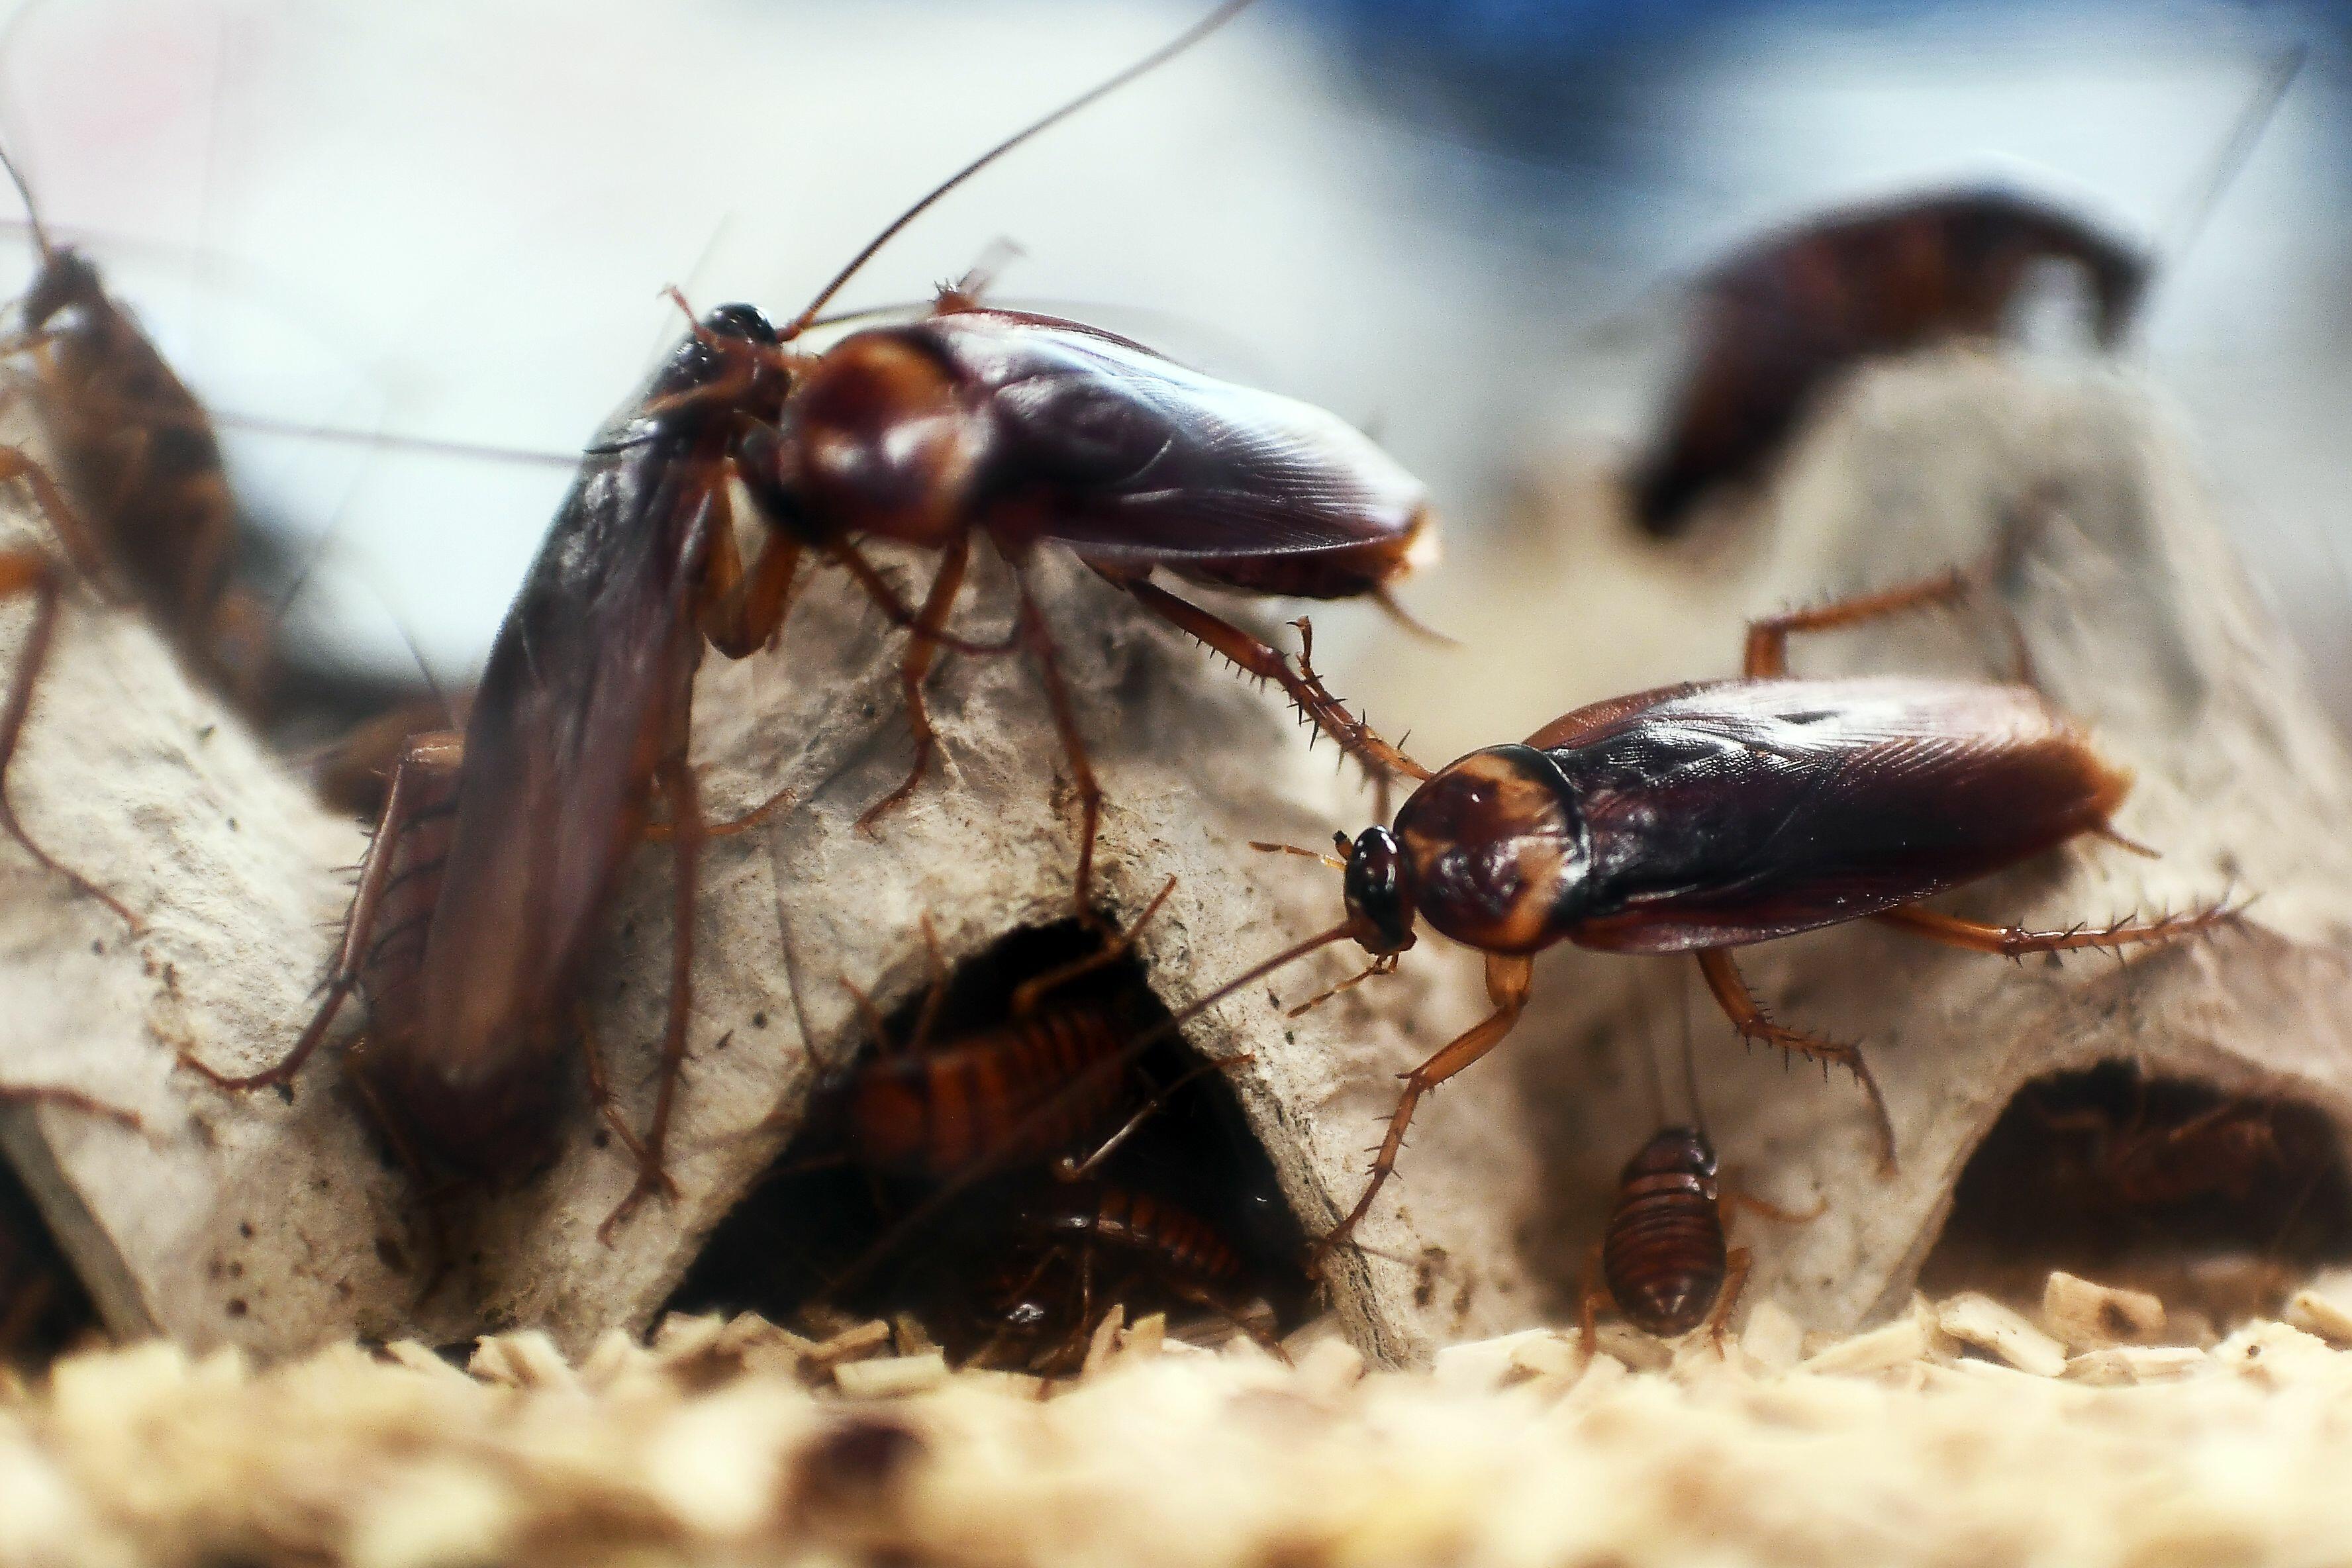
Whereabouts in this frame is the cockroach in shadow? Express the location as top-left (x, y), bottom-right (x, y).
top-left (666, 908), bottom-right (1307, 1366)
top-left (1628, 187), bottom-right (2148, 539)
top-left (0, 1154), bottom-right (101, 1369)
top-left (1922, 1061), bottom-right (2352, 1322)
top-left (179, 0), bottom-right (1441, 1240)
top-left (1230, 564), bottom-right (2239, 1266)
top-left (966, 1177), bottom-right (1278, 1372)
top-left (1578, 985), bottom-right (1817, 1354)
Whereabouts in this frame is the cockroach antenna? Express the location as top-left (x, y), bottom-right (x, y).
top-left (782, 0), bottom-right (1262, 339)
top-left (2161, 44), bottom-right (2307, 266)
top-left (0, 134), bottom-right (52, 263)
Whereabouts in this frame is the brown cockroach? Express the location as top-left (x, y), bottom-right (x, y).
top-left (2034, 1070), bottom-right (2286, 1214)
top-left (1230, 565), bottom-right (2236, 1264)
top-left (1629, 187), bottom-right (2147, 538)
top-left (814, 884), bottom-right (1192, 1185)
top-left (971, 1178), bottom-right (1261, 1370)
top-left (1579, 984), bottom-right (1816, 1351)
top-left (181, 0), bottom-right (1430, 1232)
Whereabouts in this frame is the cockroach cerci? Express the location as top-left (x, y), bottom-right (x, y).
top-left (1630, 188), bottom-right (2146, 538)
top-left (182, 0), bottom-right (1430, 1235)
top-left (1245, 564), bottom-right (2237, 1261)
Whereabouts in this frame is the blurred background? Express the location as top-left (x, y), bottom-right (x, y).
top-left (0, 0), bottom-right (2344, 744)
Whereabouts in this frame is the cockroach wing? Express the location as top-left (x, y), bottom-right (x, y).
top-left (405, 431), bottom-right (712, 1106)
top-left (914, 311), bottom-right (1429, 564)
top-left (1558, 677), bottom-right (2130, 952)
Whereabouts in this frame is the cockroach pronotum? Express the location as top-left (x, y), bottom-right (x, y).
top-left (1235, 564), bottom-right (2237, 1264)
top-left (181, 0), bottom-right (1427, 1234)
top-left (1628, 187), bottom-right (2148, 539)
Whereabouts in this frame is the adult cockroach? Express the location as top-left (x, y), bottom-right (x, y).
top-left (1241, 565), bottom-right (2237, 1263)
top-left (183, 0), bottom-right (1425, 1232)
top-left (1628, 188), bottom-right (2147, 538)
top-left (1628, 51), bottom-right (2302, 540)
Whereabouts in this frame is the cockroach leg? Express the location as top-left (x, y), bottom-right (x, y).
top-left (1706, 1246), bottom-right (1753, 1352)
top-left (599, 741), bottom-right (703, 1244)
top-left (1013, 567), bottom-right (1106, 918)
top-left (0, 1085), bottom-right (142, 1133)
top-left (856, 532), bottom-right (973, 833)
top-left (1109, 572), bottom-right (1430, 786)
top-left (1006, 874), bottom-right (1177, 1017)
top-left (1694, 948), bottom-right (1895, 1171)
top-left (180, 732), bottom-right (463, 1094)
top-left (1309, 952), bottom-right (1534, 1273)
top-left (1873, 901), bottom-right (2243, 959)
top-left (0, 548), bottom-right (138, 928)
top-left (575, 1007), bottom-right (655, 1168)
top-left (1576, 1241), bottom-right (1608, 1360)
top-left (1724, 1185), bottom-right (1826, 1225)
top-left (1742, 566), bottom-right (1972, 678)
top-left (1052, 1048), bottom-right (1251, 1183)
top-left (904, 913), bottom-right (952, 1056)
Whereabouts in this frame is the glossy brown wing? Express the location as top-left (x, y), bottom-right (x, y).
top-left (392, 427), bottom-right (719, 1146)
top-left (1553, 677), bottom-right (2129, 952)
top-left (908, 312), bottom-right (1428, 565)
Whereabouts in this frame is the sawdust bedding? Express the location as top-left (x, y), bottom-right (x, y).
top-left (6, 1269), bottom-right (2352, 1568)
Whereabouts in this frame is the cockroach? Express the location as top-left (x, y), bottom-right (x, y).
top-left (183, 0), bottom-right (1421, 1232)
top-left (1628, 51), bottom-right (2304, 542)
top-left (814, 883), bottom-right (1190, 1184)
top-left (971, 1179), bottom-right (1261, 1370)
top-left (1577, 981), bottom-right (1816, 1352)
top-left (1236, 564), bottom-right (2237, 1263)
top-left (0, 140), bottom-right (257, 924)
top-left (2034, 1071), bottom-right (2286, 1214)
top-left (1629, 187), bottom-right (2147, 538)
top-left (0, 146), bottom-right (266, 702)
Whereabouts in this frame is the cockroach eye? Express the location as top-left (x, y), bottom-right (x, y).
top-left (1343, 827), bottom-right (1415, 956)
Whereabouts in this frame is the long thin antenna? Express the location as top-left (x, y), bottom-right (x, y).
top-left (2161, 44), bottom-right (2306, 262)
top-left (1677, 963), bottom-right (1705, 1139)
top-left (0, 135), bottom-right (54, 262)
top-left (781, 0), bottom-right (1261, 340)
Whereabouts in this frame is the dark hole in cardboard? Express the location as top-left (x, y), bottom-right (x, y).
top-left (666, 918), bottom-right (1312, 1367)
top-left (1920, 1059), bottom-right (2352, 1326)
top-left (0, 1157), bottom-right (101, 1367)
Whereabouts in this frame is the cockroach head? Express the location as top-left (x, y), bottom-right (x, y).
top-left (21, 246), bottom-right (103, 330)
top-left (1341, 826), bottom-right (1416, 957)
top-left (1391, 744), bottom-right (1591, 953)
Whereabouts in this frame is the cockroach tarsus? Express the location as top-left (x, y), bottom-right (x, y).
top-left (1630, 188), bottom-right (2148, 539)
top-left (1230, 562), bottom-right (2238, 1269)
